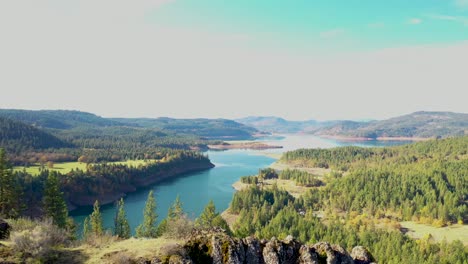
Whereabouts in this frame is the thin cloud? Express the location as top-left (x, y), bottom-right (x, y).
top-left (408, 18), bottom-right (422, 25)
top-left (454, 0), bottom-right (468, 8)
top-left (425, 13), bottom-right (468, 26)
top-left (319, 29), bottom-right (345, 38)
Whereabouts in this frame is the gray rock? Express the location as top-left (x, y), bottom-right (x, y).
top-left (211, 236), bottom-right (223, 264)
top-left (351, 246), bottom-right (374, 264)
top-left (243, 236), bottom-right (261, 264)
top-left (299, 245), bottom-right (319, 264)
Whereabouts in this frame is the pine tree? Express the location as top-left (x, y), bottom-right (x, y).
top-left (196, 200), bottom-right (218, 228)
top-left (168, 195), bottom-right (183, 220)
top-left (43, 172), bottom-right (69, 228)
top-left (0, 148), bottom-right (23, 218)
top-left (114, 198), bottom-right (131, 239)
top-left (82, 216), bottom-right (91, 238)
top-left (136, 190), bottom-right (158, 238)
top-left (90, 200), bottom-right (103, 236)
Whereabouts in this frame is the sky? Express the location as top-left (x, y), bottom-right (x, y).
top-left (0, 0), bottom-right (467, 121)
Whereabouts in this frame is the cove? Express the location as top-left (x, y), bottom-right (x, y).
top-left (70, 135), bottom-right (413, 234)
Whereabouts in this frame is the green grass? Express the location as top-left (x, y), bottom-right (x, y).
top-left (13, 160), bottom-right (157, 175)
top-left (400, 221), bottom-right (468, 245)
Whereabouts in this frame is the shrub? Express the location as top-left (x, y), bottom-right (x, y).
top-left (10, 221), bottom-right (70, 260)
top-left (162, 215), bottom-right (194, 239)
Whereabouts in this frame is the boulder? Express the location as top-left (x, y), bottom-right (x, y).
top-left (351, 246), bottom-right (375, 264)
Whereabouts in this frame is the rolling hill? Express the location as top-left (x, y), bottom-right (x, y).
top-left (0, 117), bottom-right (70, 153)
top-left (238, 112), bottom-right (468, 139)
top-left (314, 111), bottom-right (468, 139)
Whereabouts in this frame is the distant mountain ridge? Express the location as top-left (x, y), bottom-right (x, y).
top-left (0, 109), bottom-right (259, 140)
top-left (236, 116), bottom-right (322, 133)
top-left (237, 111), bottom-right (468, 139)
top-left (315, 111), bottom-right (468, 139)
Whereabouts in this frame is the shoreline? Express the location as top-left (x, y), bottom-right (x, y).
top-left (317, 135), bottom-right (430, 142)
top-left (68, 162), bottom-right (215, 211)
top-left (208, 142), bottom-right (283, 150)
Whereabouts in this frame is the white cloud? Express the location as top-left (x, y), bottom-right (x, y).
top-left (408, 18), bottom-right (422, 25)
top-left (0, 1), bottom-right (467, 120)
top-left (319, 29), bottom-right (345, 38)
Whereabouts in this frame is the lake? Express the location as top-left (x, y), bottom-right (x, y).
top-left (70, 134), bottom-right (413, 234)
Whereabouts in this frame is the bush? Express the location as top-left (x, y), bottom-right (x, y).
top-left (82, 230), bottom-right (118, 248)
top-left (162, 215), bottom-right (194, 239)
top-left (10, 220), bottom-right (70, 260)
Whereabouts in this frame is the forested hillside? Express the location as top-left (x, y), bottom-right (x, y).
top-left (0, 109), bottom-right (260, 165)
top-left (0, 109), bottom-right (258, 141)
top-left (112, 117), bottom-right (259, 139)
top-left (0, 117), bottom-right (70, 153)
top-left (227, 137), bottom-right (468, 263)
top-left (280, 137), bottom-right (468, 224)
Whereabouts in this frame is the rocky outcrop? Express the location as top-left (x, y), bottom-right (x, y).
top-left (149, 230), bottom-right (376, 264)
top-left (350, 246), bottom-right (375, 264)
top-left (0, 219), bottom-right (10, 240)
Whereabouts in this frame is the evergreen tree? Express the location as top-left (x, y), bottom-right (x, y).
top-left (43, 172), bottom-right (68, 228)
top-left (136, 190), bottom-right (158, 238)
top-left (90, 200), bottom-right (103, 236)
top-left (82, 216), bottom-right (91, 238)
top-left (114, 198), bottom-right (131, 239)
top-left (196, 200), bottom-right (217, 228)
top-left (0, 148), bottom-right (22, 218)
top-left (168, 195), bottom-right (183, 220)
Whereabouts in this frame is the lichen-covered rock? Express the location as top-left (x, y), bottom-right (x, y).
top-left (0, 219), bottom-right (10, 240)
top-left (144, 230), bottom-right (373, 264)
top-left (277, 235), bottom-right (301, 264)
top-left (331, 245), bottom-right (354, 264)
top-left (262, 237), bottom-right (282, 264)
top-left (226, 237), bottom-right (245, 264)
top-left (351, 246), bottom-right (374, 264)
top-left (298, 245), bottom-right (319, 264)
top-left (243, 236), bottom-right (261, 264)
top-left (211, 236), bottom-right (224, 264)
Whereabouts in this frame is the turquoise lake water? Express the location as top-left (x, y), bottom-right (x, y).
top-left (70, 135), bottom-right (413, 234)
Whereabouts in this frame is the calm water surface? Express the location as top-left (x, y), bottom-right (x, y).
top-left (71, 135), bottom-right (413, 234)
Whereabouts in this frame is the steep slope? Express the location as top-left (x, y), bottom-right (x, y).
top-left (0, 117), bottom-right (70, 153)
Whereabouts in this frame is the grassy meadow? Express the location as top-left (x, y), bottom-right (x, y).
top-left (13, 160), bottom-right (158, 175)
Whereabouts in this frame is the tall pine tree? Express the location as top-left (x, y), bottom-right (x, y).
top-left (136, 190), bottom-right (158, 238)
top-left (90, 200), bottom-right (103, 236)
top-left (168, 195), bottom-right (183, 220)
top-left (0, 148), bottom-right (23, 218)
top-left (196, 200), bottom-right (230, 231)
top-left (114, 198), bottom-right (131, 239)
top-left (43, 172), bottom-right (69, 228)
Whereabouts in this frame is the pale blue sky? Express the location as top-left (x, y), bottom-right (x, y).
top-left (0, 0), bottom-right (467, 120)
top-left (151, 0), bottom-right (468, 51)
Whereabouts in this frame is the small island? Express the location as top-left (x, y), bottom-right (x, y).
top-left (208, 141), bottom-right (283, 150)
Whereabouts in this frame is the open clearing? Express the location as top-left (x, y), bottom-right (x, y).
top-left (269, 161), bottom-right (330, 177)
top-left (400, 221), bottom-right (468, 245)
top-left (13, 160), bottom-right (157, 175)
